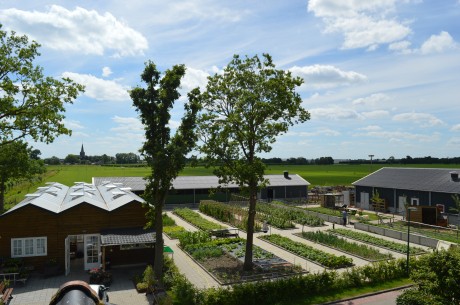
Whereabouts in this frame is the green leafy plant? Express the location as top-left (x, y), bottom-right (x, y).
top-left (174, 207), bottom-right (225, 231)
top-left (260, 234), bottom-right (353, 269)
top-left (331, 228), bottom-right (426, 255)
top-left (300, 231), bottom-right (392, 261)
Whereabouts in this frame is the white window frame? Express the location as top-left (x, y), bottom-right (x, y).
top-left (11, 237), bottom-right (47, 258)
top-left (411, 198), bottom-right (420, 206)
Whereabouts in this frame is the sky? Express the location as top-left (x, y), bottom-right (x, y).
top-left (1, 0), bottom-right (459, 161)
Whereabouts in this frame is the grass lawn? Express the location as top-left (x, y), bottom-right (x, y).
top-left (290, 278), bottom-right (412, 305)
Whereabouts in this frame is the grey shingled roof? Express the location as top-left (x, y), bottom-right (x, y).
top-left (352, 167), bottom-right (460, 193)
top-left (93, 174), bottom-right (309, 191)
top-left (100, 227), bottom-right (155, 245)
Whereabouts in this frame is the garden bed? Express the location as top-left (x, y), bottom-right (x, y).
top-left (181, 234), bottom-right (303, 284)
top-left (295, 231), bottom-right (392, 262)
top-left (330, 228), bottom-right (427, 255)
top-left (259, 234), bottom-right (353, 269)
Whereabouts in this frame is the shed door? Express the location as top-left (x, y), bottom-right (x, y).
top-left (84, 234), bottom-right (100, 270)
top-left (360, 192), bottom-right (369, 209)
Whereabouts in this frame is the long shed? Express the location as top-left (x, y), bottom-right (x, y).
top-left (353, 167), bottom-right (460, 225)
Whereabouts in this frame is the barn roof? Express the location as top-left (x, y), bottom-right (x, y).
top-left (352, 167), bottom-right (460, 193)
top-left (92, 173), bottom-right (310, 191)
top-left (3, 181), bottom-right (145, 215)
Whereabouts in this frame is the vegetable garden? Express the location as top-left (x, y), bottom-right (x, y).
top-left (259, 234), bottom-right (354, 269)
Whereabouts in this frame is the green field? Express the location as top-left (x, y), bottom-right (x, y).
top-left (5, 163), bottom-right (460, 210)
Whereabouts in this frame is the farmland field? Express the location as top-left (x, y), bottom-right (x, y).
top-left (5, 163), bottom-right (460, 209)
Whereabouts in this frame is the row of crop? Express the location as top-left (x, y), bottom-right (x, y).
top-left (256, 202), bottom-right (324, 227)
top-left (259, 234), bottom-right (353, 269)
top-left (331, 228), bottom-right (427, 255)
top-left (199, 200), bottom-right (261, 231)
top-left (173, 207), bottom-right (225, 231)
top-left (162, 213), bottom-right (188, 239)
top-left (300, 231), bottom-right (393, 261)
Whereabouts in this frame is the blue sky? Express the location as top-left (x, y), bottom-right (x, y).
top-left (1, 0), bottom-right (459, 160)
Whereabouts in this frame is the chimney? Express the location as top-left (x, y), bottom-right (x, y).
top-left (450, 171), bottom-right (459, 181)
top-left (283, 171), bottom-right (289, 179)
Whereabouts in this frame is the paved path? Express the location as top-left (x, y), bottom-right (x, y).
top-left (9, 266), bottom-right (152, 305)
top-left (326, 288), bottom-right (407, 305)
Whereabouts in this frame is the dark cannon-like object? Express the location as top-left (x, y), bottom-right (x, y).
top-left (49, 280), bottom-right (113, 305)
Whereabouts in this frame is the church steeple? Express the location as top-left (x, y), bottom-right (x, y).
top-left (80, 144), bottom-right (86, 160)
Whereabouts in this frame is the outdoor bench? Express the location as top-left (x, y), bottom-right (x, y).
top-left (0, 281), bottom-right (13, 304)
top-left (210, 229), bottom-right (239, 238)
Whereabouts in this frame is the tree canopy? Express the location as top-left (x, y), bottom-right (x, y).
top-left (130, 61), bottom-right (201, 281)
top-left (198, 53), bottom-right (310, 270)
top-left (0, 24), bottom-right (84, 146)
top-left (0, 141), bottom-right (45, 211)
top-left (397, 248), bottom-right (460, 305)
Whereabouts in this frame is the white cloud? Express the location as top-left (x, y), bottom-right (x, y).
top-left (352, 93), bottom-right (390, 106)
top-left (392, 112), bottom-right (444, 127)
top-left (307, 0), bottom-right (412, 50)
top-left (359, 125), bottom-right (382, 131)
top-left (361, 110), bottom-right (390, 119)
top-left (388, 40), bottom-right (413, 54)
top-left (63, 119), bottom-right (84, 130)
top-left (102, 67), bottom-right (113, 77)
top-left (182, 67), bottom-right (209, 91)
top-left (451, 124), bottom-right (460, 131)
top-left (310, 106), bottom-right (362, 120)
top-left (0, 5), bottom-right (148, 57)
top-left (63, 72), bottom-right (130, 102)
top-left (356, 130), bottom-right (440, 143)
top-left (288, 128), bottom-right (341, 137)
top-left (111, 116), bottom-right (143, 132)
top-left (448, 137), bottom-right (460, 146)
top-left (290, 65), bottom-right (367, 89)
top-left (420, 31), bottom-right (457, 54)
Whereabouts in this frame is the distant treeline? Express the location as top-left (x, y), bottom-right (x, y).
top-left (44, 153), bottom-right (460, 166)
top-left (340, 155), bottom-right (460, 165)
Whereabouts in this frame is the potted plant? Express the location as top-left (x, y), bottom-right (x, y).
top-left (89, 268), bottom-right (112, 286)
top-left (44, 258), bottom-right (61, 277)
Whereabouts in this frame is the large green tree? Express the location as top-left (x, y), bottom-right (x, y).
top-left (0, 141), bottom-right (45, 211)
top-left (198, 54), bottom-right (310, 270)
top-left (130, 61), bottom-right (201, 281)
top-left (397, 248), bottom-right (460, 305)
top-left (0, 24), bottom-right (84, 146)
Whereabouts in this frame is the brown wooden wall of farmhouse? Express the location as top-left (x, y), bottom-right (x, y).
top-left (0, 201), bottom-right (149, 271)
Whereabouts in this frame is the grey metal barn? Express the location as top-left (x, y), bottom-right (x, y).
top-left (353, 167), bottom-right (460, 219)
top-left (93, 172), bottom-right (309, 206)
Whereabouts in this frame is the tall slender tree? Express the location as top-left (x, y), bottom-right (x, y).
top-left (198, 54), bottom-right (310, 270)
top-left (130, 61), bottom-right (201, 281)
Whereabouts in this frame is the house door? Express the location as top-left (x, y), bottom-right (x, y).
top-left (84, 234), bottom-right (100, 270)
top-left (65, 236), bottom-right (70, 276)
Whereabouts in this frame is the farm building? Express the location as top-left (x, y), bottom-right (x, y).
top-left (353, 168), bottom-right (460, 226)
top-left (0, 181), bottom-right (154, 275)
top-left (92, 171), bottom-right (309, 205)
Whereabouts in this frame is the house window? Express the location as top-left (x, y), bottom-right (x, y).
top-left (11, 237), bottom-right (47, 258)
top-left (411, 198), bottom-right (419, 206)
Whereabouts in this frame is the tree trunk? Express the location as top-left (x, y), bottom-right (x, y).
top-left (153, 195), bottom-right (165, 284)
top-left (243, 186), bottom-right (257, 271)
top-left (0, 175), bottom-right (5, 212)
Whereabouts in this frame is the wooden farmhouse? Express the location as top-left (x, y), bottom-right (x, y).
top-left (353, 168), bottom-right (460, 226)
top-left (0, 181), bottom-right (154, 275)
